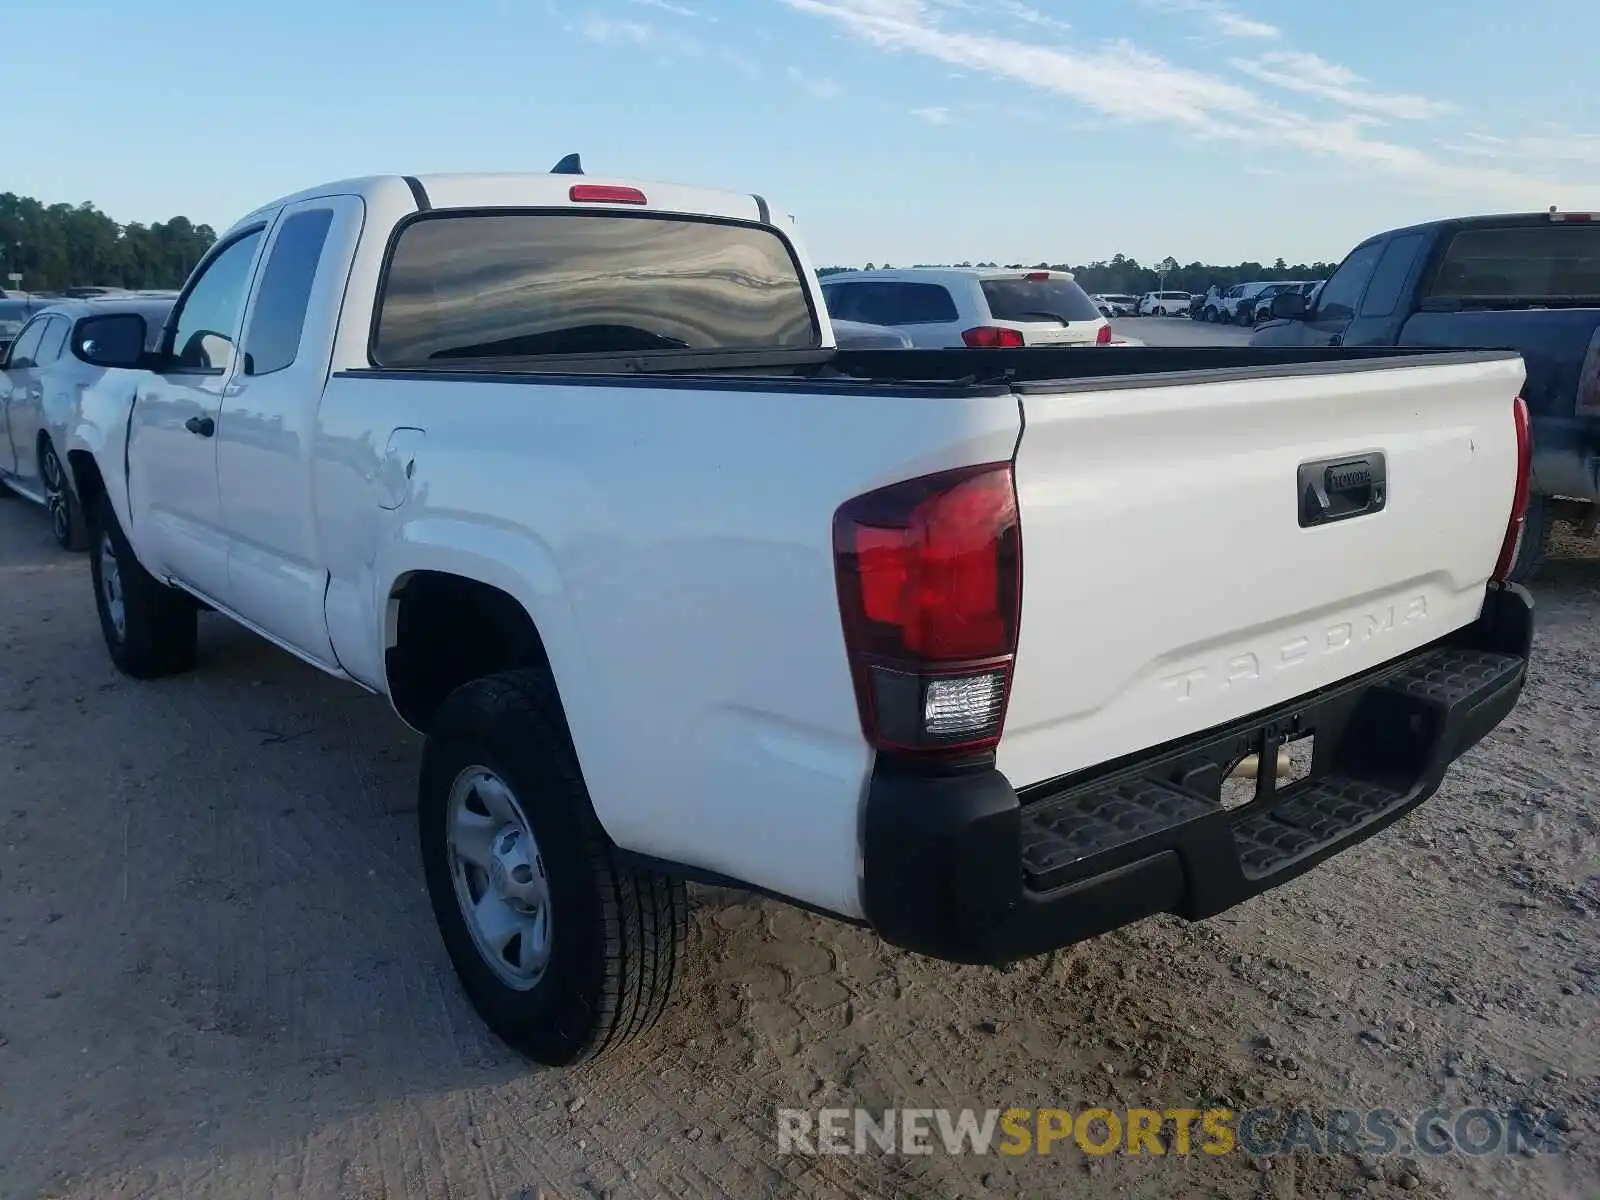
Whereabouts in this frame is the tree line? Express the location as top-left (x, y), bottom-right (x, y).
top-left (0, 193), bottom-right (217, 293)
top-left (818, 253), bottom-right (1341, 296)
top-left (0, 189), bottom-right (1338, 298)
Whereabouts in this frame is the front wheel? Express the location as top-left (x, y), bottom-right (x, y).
top-left (41, 441), bottom-right (90, 551)
top-left (90, 492), bottom-right (198, 678)
top-left (419, 668), bottom-right (688, 1066)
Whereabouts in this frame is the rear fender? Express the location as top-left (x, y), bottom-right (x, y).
top-left (374, 521), bottom-right (613, 825)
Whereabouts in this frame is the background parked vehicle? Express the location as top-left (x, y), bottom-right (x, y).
top-left (1138, 290), bottom-right (1191, 317)
top-left (829, 317), bottom-right (913, 349)
top-left (1248, 282), bottom-right (1308, 325)
top-left (0, 296), bottom-right (55, 357)
top-left (820, 267), bottom-right (1111, 346)
top-left (57, 285), bottom-right (132, 299)
top-left (1252, 208), bottom-right (1600, 580)
top-left (0, 296), bottom-right (171, 548)
top-left (1222, 281), bottom-right (1275, 324)
top-left (1094, 293), bottom-right (1139, 318)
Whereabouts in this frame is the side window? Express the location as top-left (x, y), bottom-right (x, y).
top-left (5, 316), bottom-right (50, 369)
top-left (821, 284), bottom-right (857, 321)
top-left (36, 316), bottom-right (70, 366)
top-left (1358, 233), bottom-right (1425, 319)
top-left (169, 229), bottom-right (266, 372)
top-left (1314, 241), bottom-right (1385, 321)
top-left (845, 284), bottom-right (894, 325)
top-left (242, 208), bottom-right (335, 376)
top-left (857, 282), bottom-right (957, 325)
top-left (896, 283), bottom-right (958, 323)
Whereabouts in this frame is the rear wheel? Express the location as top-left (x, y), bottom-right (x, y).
top-left (1503, 492), bottom-right (1555, 584)
top-left (419, 668), bottom-right (688, 1066)
top-left (90, 492), bottom-right (198, 678)
top-left (41, 441), bottom-right (89, 551)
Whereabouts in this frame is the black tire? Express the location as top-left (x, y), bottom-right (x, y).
top-left (41, 440), bottom-right (90, 551)
top-left (419, 668), bottom-right (688, 1066)
top-left (1503, 492), bottom-right (1555, 584)
top-left (90, 491), bottom-right (198, 678)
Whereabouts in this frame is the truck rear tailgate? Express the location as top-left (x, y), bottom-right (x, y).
top-left (998, 353), bottom-right (1526, 790)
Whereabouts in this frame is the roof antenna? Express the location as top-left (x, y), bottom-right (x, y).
top-left (551, 153), bottom-right (584, 175)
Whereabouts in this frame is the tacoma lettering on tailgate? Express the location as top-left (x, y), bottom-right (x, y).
top-left (1158, 596), bottom-right (1429, 703)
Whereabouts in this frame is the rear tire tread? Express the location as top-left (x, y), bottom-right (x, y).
top-left (422, 668), bottom-right (686, 1065)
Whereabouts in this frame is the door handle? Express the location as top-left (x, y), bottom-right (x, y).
top-left (185, 415), bottom-right (216, 438)
top-left (1299, 454), bottom-right (1386, 527)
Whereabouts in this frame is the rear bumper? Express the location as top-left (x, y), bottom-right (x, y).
top-left (860, 583), bottom-right (1533, 965)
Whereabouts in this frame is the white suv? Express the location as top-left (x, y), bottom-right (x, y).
top-left (820, 268), bottom-right (1111, 348)
top-left (1138, 291), bottom-right (1192, 317)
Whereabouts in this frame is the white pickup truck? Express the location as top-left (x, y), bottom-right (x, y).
top-left (63, 166), bottom-right (1536, 1067)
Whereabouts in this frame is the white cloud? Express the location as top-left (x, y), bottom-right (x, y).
top-left (787, 65), bottom-right (843, 98)
top-left (912, 105), bottom-right (953, 124)
top-left (1231, 49), bottom-right (1451, 122)
top-left (1138, 0), bottom-right (1279, 41)
top-left (777, 0), bottom-right (1599, 206)
top-left (628, 0), bottom-right (707, 18)
top-left (574, 12), bottom-right (703, 55)
top-left (1445, 130), bottom-right (1600, 167)
top-left (994, 1), bottom-right (1071, 35)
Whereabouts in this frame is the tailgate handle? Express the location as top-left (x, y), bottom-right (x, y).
top-left (1299, 453), bottom-right (1386, 527)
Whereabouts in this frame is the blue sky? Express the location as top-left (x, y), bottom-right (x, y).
top-left (9, 0), bottom-right (1600, 267)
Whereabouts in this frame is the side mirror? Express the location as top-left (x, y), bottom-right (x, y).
top-left (1270, 292), bottom-right (1309, 320)
top-left (74, 312), bottom-right (151, 367)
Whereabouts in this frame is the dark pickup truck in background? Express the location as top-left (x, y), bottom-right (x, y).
top-left (1253, 210), bottom-right (1600, 581)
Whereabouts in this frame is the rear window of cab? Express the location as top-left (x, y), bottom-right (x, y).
top-left (372, 211), bottom-right (820, 366)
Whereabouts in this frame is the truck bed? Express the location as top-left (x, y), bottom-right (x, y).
top-left (342, 343), bottom-right (1517, 391)
top-left (331, 343), bottom-right (1525, 836)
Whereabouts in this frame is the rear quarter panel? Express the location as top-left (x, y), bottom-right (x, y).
top-left (1399, 308), bottom-right (1600, 420)
top-left (314, 373), bottom-right (1021, 917)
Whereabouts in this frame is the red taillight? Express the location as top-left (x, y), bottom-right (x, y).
top-left (1549, 211), bottom-right (1597, 222)
top-left (569, 184), bottom-right (648, 205)
top-left (1492, 395), bottom-right (1533, 581)
top-left (1095, 323), bottom-right (1112, 345)
top-left (1024, 271), bottom-right (1050, 281)
top-left (961, 326), bottom-right (1025, 348)
top-left (833, 464), bottom-right (1022, 757)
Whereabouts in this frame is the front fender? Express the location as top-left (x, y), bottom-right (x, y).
top-left (65, 371), bottom-right (141, 535)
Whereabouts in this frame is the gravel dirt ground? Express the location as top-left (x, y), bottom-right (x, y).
top-left (1, 495), bottom-right (1595, 1200)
